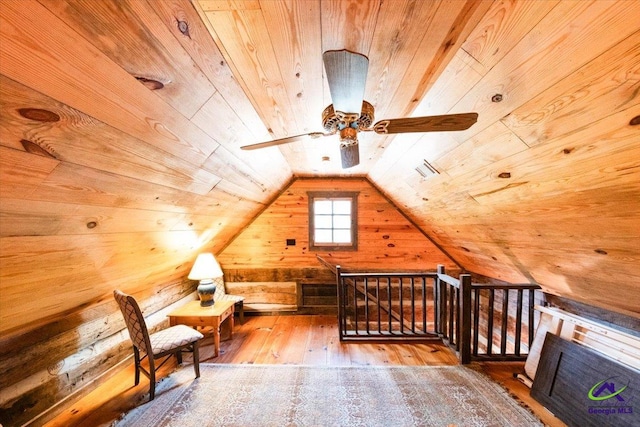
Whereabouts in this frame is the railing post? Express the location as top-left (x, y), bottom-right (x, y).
top-left (459, 274), bottom-right (472, 364)
top-left (436, 264), bottom-right (445, 335)
top-left (336, 265), bottom-right (344, 341)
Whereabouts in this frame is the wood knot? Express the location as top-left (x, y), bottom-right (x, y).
top-left (135, 77), bottom-right (164, 90)
top-left (498, 172), bottom-right (511, 178)
top-left (594, 249), bottom-right (608, 255)
top-left (491, 93), bottom-right (503, 103)
top-left (630, 115), bottom-right (640, 126)
top-left (176, 19), bottom-right (190, 37)
top-left (562, 147), bottom-right (574, 155)
top-left (18, 108), bottom-right (60, 122)
top-left (20, 139), bottom-right (57, 159)
top-left (86, 221), bottom-right (97, 229)
top-left (461, 246), bottom-right (471, 252)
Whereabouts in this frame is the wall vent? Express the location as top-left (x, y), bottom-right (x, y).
top-left (415, 160), bottom-right (440, 178)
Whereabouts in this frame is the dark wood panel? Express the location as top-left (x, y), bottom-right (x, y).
top-left (531, 333), bottom-right (640, 427)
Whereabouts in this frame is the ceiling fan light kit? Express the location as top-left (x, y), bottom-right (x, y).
top-left (241, 49), bottom-right (479, 169)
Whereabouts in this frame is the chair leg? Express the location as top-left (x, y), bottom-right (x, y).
top-left (237, 301), bottom-right (244, 324)
top-left (193, 341), bottom-right (201, 378)
top-left (133, 346), bottom-right (141, 386)
top-left (148, 357), bottom-right (156, 401)
top-left (177, 350), bottom-right (183, 365)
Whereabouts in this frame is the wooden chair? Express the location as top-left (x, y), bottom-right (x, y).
top-left (213, 277), bottom-right (245, 323)
top-left (113, 290), bottom-right (204, 400)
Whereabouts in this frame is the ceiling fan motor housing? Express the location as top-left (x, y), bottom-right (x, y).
top-left (322, 101), bottom-right (375, 132)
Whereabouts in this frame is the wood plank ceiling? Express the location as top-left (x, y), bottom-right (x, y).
top-left (0, 0), bottom-right (639, 336)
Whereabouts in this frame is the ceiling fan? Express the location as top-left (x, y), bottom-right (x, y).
top-left (241, 50), bottom-right (478, 168)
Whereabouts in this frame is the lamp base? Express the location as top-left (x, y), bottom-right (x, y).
top-left (197, 280), bottom-right (216, 307)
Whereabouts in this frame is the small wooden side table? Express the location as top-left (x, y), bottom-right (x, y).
top-left (167, 300), bottom-right (235, 357)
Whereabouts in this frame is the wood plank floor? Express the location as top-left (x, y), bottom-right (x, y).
top-left (44, 315), bottom-right (566, 427)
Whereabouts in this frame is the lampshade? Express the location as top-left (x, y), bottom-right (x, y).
top-left (188, 253), bottom-right (223, 281)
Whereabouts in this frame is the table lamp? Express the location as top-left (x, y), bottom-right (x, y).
top-left (188, 253), bottom-right (223, 306)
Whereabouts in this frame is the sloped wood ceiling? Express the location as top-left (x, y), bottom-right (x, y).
top-left (0, 0), bottom-right (639, 339)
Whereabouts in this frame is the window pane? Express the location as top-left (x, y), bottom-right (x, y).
top-left (333, 200), bottom-right (351, 214)
top-left (333, 229), bottom-right (352, 243)
top-left (315, 229), bottom-right (333, 243)
top-left (315, 215), bottom-right (333, 228)
top-left (314, 200), bottom-right (332, 214)
top-left (309, 192), bottom-right (357, 250)
top-left (333, 214), bottom-right (351, 229)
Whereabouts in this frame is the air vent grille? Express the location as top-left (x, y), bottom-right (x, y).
top-left (415, 160), bottom-right (440, 178)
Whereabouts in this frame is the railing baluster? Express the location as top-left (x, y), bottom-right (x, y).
top-left (377, 278), bottom-right (381, 334)
top-left (501, 289), bottom-right (509, 356)
top-left (456, 288), bottom-right (461, 351)
top-left (448, 285), bottom-right (455, 344)
top-left (422, 276), bottom-right (428, 332)
top-left (411, 277), bottom-right (416, 333)
top-left (353, 278), bottom-right (358, 335)
top-left (399, 277), bottom-right (404, 334)
top-left (342, 276), bottom-right (347, 337)
top-left (364, 277), bottom-right (370, 334)
top-left (487, 289), bottom-right (494, 355)
top-left (473, 288), bottom-right (480, 356)
top-left (528, 289), bottom-right (535, 349)
top-left (387, 277), bottom-right (392, 333)
top-left (515, 289), bottom-right (523, 356)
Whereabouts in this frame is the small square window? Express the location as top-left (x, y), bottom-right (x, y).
top-left (308, 191), bottom-right (358, 251)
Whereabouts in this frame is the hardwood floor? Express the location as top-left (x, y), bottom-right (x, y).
top-left (44, 314), bottom-right (565, 427)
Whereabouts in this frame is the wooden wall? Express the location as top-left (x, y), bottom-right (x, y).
top-left (216, 177), bottom-right (459, 308)
top-left (218, 177), bottom-right (458, 270)
top-left (0, 281), bottom-right (195, 426)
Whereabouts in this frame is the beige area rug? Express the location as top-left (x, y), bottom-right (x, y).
top-left (113, 364), bottom-right (542, 427)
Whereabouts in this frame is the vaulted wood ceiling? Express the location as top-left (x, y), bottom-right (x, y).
top-left (1, 0), bottom-right (639, 335)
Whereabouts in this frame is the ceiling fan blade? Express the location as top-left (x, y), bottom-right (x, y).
top-left (323, 50), bottom-right (369, 115)
top-left (373, 113), bottom-right (478, 134)
top-left (240, 132), bottom-right (328, 150)
top-left (340, 143), bottom-right (360, 168)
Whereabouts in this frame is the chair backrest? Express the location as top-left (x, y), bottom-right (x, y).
top-left (113, 290), bottom-right (152, 355)
top-left (212, 276), bottom-right (226, 300)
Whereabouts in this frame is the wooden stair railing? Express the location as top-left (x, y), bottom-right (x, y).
top-left (318, 257), bottom-right (542, 364)
top-left (436, 265), bottom-right (542, 364)
top-left (335, 266), bottom-right (440, 342)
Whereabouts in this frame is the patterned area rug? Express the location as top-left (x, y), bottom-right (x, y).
top-left (113, 364), bottom-right (542, 427)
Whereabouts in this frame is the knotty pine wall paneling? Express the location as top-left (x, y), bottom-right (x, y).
top-left (217, 177), bottom-right (460, 306)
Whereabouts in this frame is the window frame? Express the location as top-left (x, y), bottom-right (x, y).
top-left (308, 191), bottom-right (359, 251)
